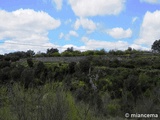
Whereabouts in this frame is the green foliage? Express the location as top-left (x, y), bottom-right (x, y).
top-left (61, 51), bottom-right (73, 57)
top-left (34, 61), bottom-right (45, 79)
top-left (0, 67), bottom-right (11, 83)
top-left (47, 48), bottom-right (59, 55)
top-left (0, 106), bottom-right (15, 120)
top-left (82, 50), bottom-right (95, 56)
top-left (0, 83), bottom-right (111, 120)
top-left (61, 47), bottom-right (82, 57)
top-left (68, 62), bottom-right (76, 74)
top-left (46, 48), bottom-right (59, 56)
top-left (1, 48), bottom-right (160, 119)
top-left (52, 52), bottom-right (61, 56)
top-left (66, 92), bottom-right (80, 120)
top-left (65, 47), bottom-right (74, 52)
top-left (21, 68), bottom-right (35, 88)
top-left (11, 68), bottom-right (21, 81)
top-left (94, 49), bottom-right (106, 55)
top-left (0, 61), bottom-right (10, 68)
top-left (27, 58), bottom-right (34, 67)
top-left (26, 50), bottom-right (35, 57)
top-left (78, 58), bottom-right (91, 74)
top-left (151, 39), bottom-right (160, 52)
top-left (107, 102), bottom-right (120, 116)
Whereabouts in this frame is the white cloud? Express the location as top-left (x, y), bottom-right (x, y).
top-left (65, 19), bottom-right (72, 25)
top-left (81, 37), bottom-right (129, 50)
top-left (69, 30), bottom-right (79, 37)
top-left (132, 17), bottom-right (138, 24)
top-left (68, 0), bottom-right (126, 17)
top-left (59, 32), bottom-right (64, 39)
top-left (135, 10), bottom-right (160, 46)
top-left (140, 0), bottom-right (160, 4)
top-left (43, 0), bottom-right (63, 10)
top-left (74, 18), bottom-right (97, 33)
top-left (107, 27), bottom-right (132, 39)
top-left (51, 0), bottom-right (63, 10)
top-left (61, 44), bottom-right (86, 52)
top-left (130, 44), bottom-right (149, 50)
top-left (0, 41), bottom-right (60, 54)
top-left (59, 30), bottom-right (79, 40)
top-left (0, 9), bottom-right (61, 54)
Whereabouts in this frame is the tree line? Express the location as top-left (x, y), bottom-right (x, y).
top-left (0, 47), bottom-right (154, 63)
top-left (1, 38), bottom-right (160, 61)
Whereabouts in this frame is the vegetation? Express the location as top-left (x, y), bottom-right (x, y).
top-left (0, 41), bottom-right (160, 119)
top-left (152, 39), bottom-right (160, 53)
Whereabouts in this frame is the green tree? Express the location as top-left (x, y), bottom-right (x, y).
top-left (0, 67), bottom-right (11, 84)
top-left (26, 50), bottom-right (35, 57)
top-left (68, 62), bottom-right (76, 74)
top-left (11, 68), bottom-right (22, 81)
top-left (0, 61), bottom-right (10, 69)
top-left (94, 49), bottom-right (106, 55)
top-left (65, 47), bottom-right (74, 52)
top-left (34, 61), bottom-right (45, 77)
top-left (82, 50), bottom-right (94, 56)
top-left (151, 39), bottom-right (160, 52)
top-left (78, 59), bottom-right (91, 74)
top-left (47, 48), bottom-right (59, 54)
top-left (27, 58), bottom-right (34, 67)
top-left (21, 68), bottom-right (34, 88)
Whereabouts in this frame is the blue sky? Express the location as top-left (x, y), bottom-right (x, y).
top-left (0, 0), bottom-right (160, 54)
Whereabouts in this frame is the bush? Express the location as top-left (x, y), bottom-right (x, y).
top-left (107, 100), bottom-right (121, 117)
top-left (21, 68), bottom-right (35, 88)
top-left (0, 61), bottom-right (10, 69)
top-left (27, 58), bottom-right (34, 67)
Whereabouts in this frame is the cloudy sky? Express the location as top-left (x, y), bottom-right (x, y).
top-left (0, 0), bottom-right (160, 54)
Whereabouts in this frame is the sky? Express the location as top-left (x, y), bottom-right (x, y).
top-left (0, 0), bottom-right (160, 54)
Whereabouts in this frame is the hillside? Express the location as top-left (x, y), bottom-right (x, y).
top-left (0, 50), bottom-right (160, 119)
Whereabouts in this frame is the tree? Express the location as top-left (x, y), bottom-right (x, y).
top-left (82, 50), bottom-right (94, 56)
top-left (94, 49), bottom-right (106, 55)
top-left (26, 50), bottom-right (35, 57)
top-left (11, 68), bottom-right (22, 81)
top-left (68, 62), bottom-right (76, 74)
top-left (27, 58), bottom-right (34, 67)
top-left (34, 61), bottom-right (45, 79)
top-left (0, 61), bottom-right (10, 69)
top-left (151, 39), bottom-right (160, 53)
top-left (0, 54), bottom-right (3, 60)
top-left (65, 47), bottom-right (74, 52)
top-left (21, 68), bottom-right (34, 88)
top-left (78, 59), bottom-right (91, 74)
top-left (47, 48), bottom-right (59, 54)
top-left (0, 67), bottom-right (11, 84)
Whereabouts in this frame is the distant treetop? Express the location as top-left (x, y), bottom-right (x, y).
top-left (151, 39), bottom-right (160, 53)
